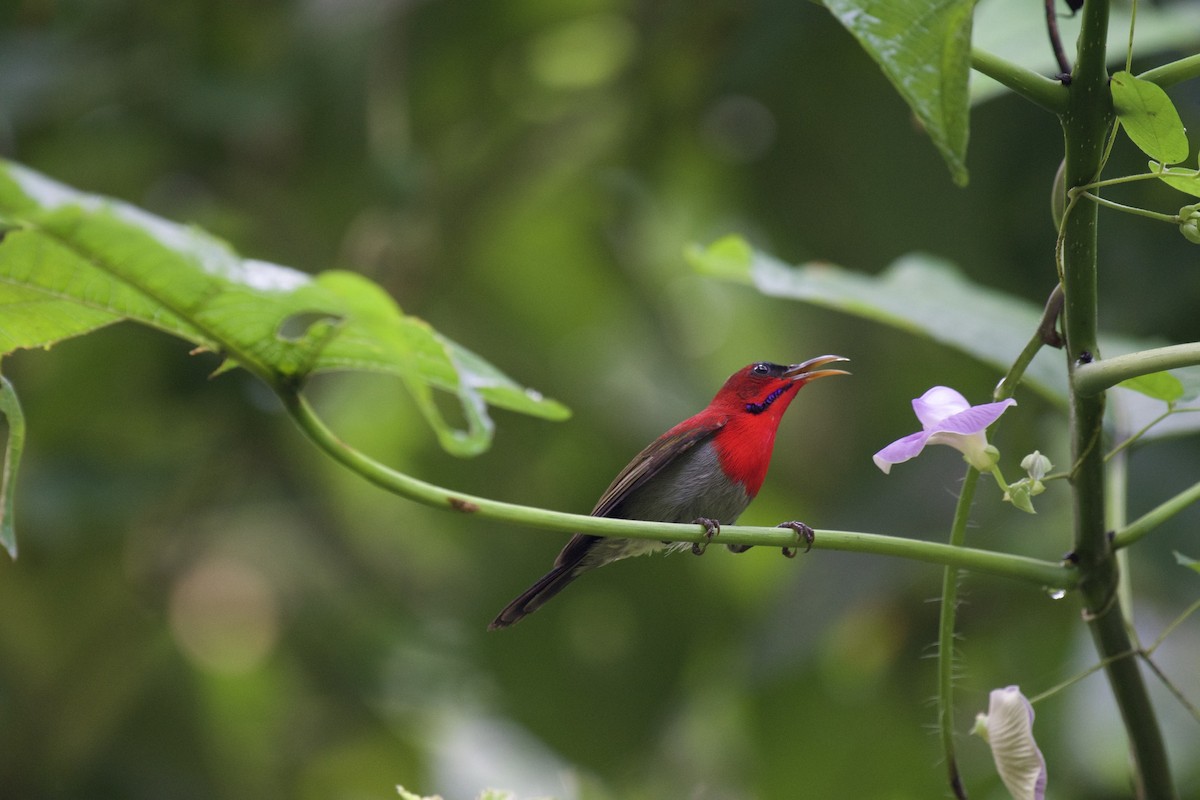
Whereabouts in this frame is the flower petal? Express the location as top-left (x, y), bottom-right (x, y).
top-left (912, 386), bottom-right (972, 428)
top-left (872, 430), bottom-right (931, 473)
top-left (979, 686), bottom-right (1047, 800)
top-left (927, 398), bottom-right (1016, 436)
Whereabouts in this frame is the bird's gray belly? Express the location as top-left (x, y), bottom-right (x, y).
top-left (581, 440), bottom-right (751, 567)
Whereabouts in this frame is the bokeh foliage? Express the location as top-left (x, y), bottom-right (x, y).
top-left (1, 1), bottom-right (1198, 798)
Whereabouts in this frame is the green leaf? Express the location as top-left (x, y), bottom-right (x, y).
top-left (0, 160), bottom-right (569, 457)
top-left (691, 237), bottom-right (1064, 398)
top-left (0, 374), bottom-right (25, 559)
top-left (1111, 71), bottom-right (1189, 165)
top-left (684, 235), bottom-right (754, 280)
top-left (1117, 370), bottom-right (1185, 404)
top-left (689, 236), bottom-right (1200, 440)
top-left (1174, 551), bottom-right (1200, 574)
top-left (821, 0), bottom-right (975, 186)
top-left (396, 787), bottom-right (443, 800)
top-left (1149, 161), bottom-right (1200, 199)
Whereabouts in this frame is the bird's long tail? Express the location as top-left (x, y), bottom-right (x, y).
top-left (488, 546), bottom-right (592, 630)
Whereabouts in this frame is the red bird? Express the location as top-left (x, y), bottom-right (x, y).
top-left (489, 355), bottom-right (849, 630)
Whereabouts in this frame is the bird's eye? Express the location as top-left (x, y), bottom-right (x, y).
top-left (751, 363), bottom-right (771, 375)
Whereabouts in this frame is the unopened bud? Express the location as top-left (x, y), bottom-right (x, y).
top-left (1004, 481), bottom-right (1037, 514)
top-left (1180, 204), bottom-right (1200, 244)
top-left (1020, 451), bottom-right (1051, 495)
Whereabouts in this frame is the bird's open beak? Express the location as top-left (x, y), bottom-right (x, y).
top-left (785, 354), bottom-right (850, 382)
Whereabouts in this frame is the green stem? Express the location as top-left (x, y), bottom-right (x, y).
top-left (1026, 646), bottom-right (1138, 705)
top-left (994, 284), bottom-right (1063, 401)
top-left (1147, 597), bottom-right (1200, 656)
top-left (937, 466), bottom-right (980, 800)
top-left (1139, 655), bottom-right (1200, 724)
top-left (1113, 478), bottom-right (1200, 549)
top-left (1075, 342), bottom-right (1200, 396)
top-left (1138, 53), bottom-right (1200, 88)
top-left (1080, 169), bottom-right (1196, 192)
top-left (1078, 191), bottom-right (1180, 224)
top-left (1106, 408), bottom-right (1172, 463)
top-left (970, 48), bottom-right (1070, 112)
top-left (1061, 1), bottom-right (1177, 795)
top-left (280, 391), bottom-right (1078, 587)
top-left (1107, 443), bottom-right (1136, 640)
top-left (0, 373), bottom-right (25, 559)
top-left (995, 332), bottom-right (1049, 401)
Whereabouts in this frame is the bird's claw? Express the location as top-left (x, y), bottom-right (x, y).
top-left (777, 521), bottom-right (814, 558)
top-left (691, 517), bottom-right (720, 555)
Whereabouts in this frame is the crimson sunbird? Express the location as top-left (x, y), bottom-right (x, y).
top-left (490, 355), bottom-right (849, 629)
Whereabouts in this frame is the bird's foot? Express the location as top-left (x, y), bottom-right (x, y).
top-left (777, 521), bottom-right (815, 558)
top-left (690, 517), bottom-right (720, 555)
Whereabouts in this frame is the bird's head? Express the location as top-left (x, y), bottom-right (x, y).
top-left (716, 355), bottom-right (850, 417)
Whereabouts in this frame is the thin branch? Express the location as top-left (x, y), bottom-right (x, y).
top-left (1074, 342), bottom-right (1200, 396)
top-left (1139, 655), bottom-right (1200, 724)
top-left (1147, 597), bottom-right (1200, 657)
top-left (994, 284), bottom-right (1064, 401)
top-left (1027, 646), bottom-right (1138, 705)
top-left (938, 467), bottom-right (980, 800)
top-left (1138, 53), bottom-right (1200, 89)
top-left (1106, 407), bottom-right (1171, 463)
top-left (1045, 0), bottom-right (1073, 77)
top-left (280, 391), bottom-right (1079, 588)
top-left (1113, 479), bottom-right (1200, 549)
top-left (970, 48), bottom-right (1070, 113)
top-left (1077, 191), bottom-right (1180, 224)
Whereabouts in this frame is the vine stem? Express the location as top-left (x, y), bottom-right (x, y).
top-left (1060, 0), bottom-right (1177, 795)
top-left (970, 48), bottom-right (1070, 112)
top-left (1079, 191), bottom-right (1180, 224)
top-left (278, 391), bottom-right (1078, 587)
top-left (1113, 479), bottom-right (1200, 549)
top-left (1074, 342), bottom-right (1200, 396)
top-left (938, 466), bottom-right (980, 800)
top-left (1138, 53), bottom-right (1200, 88)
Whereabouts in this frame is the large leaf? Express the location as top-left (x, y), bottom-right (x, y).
top-left (971, 0), bottom-right (1200, 105)
top-left (822, 0), bottom-right (976, 186)
top-left (0, 160), bottom-right (569, 459)
top-left (688, 235), bottom-right (1200, 439)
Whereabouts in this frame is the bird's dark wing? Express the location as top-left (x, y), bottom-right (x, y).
top-left (545, 419), bottom-right (725, 573)
top-left (590, 418), bottom-right (726, 519)
top-left (489, 417), bottom-right (726, 630)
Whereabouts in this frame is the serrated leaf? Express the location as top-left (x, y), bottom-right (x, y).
top-left (1174, 551), bottom-right (1200, 574)
top-left (1117, 370), bottom-right (1185, 403)
top-left (690, 236), bottom-right (1200, 440)
top-left (0, 374), bottom-right (24, 559)
top-left (1111, 71), bottom-right (1189, 165)
top-left (821, 0), bottom-right (974, 186)
top-left (0, 160), bottom-right (569, 457)
top-left (1149, 161), bottom-right (1200, 199)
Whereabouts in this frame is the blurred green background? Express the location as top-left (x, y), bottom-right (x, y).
top-left (1, 1), bottom-right (1198, 798)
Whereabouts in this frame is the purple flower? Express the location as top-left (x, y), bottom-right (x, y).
top-left (973, 686), bottom-right (1047, 800)
top-left (873, 386), bottom-right (1016, 474)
